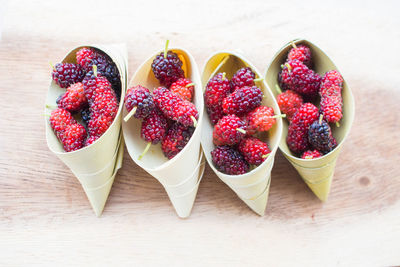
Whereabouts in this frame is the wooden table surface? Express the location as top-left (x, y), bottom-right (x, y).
top-left (1, 0), bottom-right (399, 266)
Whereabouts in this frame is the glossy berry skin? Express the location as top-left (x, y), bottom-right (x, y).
top-left (204, 73), bottom-right (232, 125)
top-left (61, 124), bottom-right (87, 152)
top-left (87, 78), bottom-right (119, 138)
top-left (245, 106), bottom-right (276, 135)
top-left (151, 51), bottom-right (184, 87)
top-left (239, 137), bottom-right (271, 166)
top-left (286, 103), bottom-right (319, 154)
top-left (320, 70), bottom-right (343, 124)
top-left (52, 63), bottom-right (85, 88)
top-left (56, 82), bottom-right (87, 112)
top-left (153, 87), bottom-right (198, 127)
top-left (213, 115), bottom-right (246, 146)
top-left (84, 135), bottom-right (99, 147)
top-left (211, 146), bottom-right (249, 175)
top-left (76, 47), bottom-right (121, 96)
top-left (287, 44), bottom-right (312, 68)
top-left (49, 108), bottom-right (77, 139)
top-left (170, 78), bottom-right (194, 102)
top-left (230, 67), bottom-right (256, 89)
top-left (222, 86), bottom-right (262, 116)
top-left (162, 123), bottom-right (194, 159)
top-left (280, 60), bottom-right (321, 98)
top-left (141, 109), bottom-right (168, 144)
top-left (277, 90), bottom-right (303, 122)
top-left (82, 72), bottom-right (111, 103)
top-left (308, 117), bottom-right (337, 154)
top-left (124, 85), bottom-right (155, 119)
top-left (301, 150), bottom-right (322, 159)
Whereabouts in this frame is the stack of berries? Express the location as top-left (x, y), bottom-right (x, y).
top-left (205, 67), bottom-right (283, 175)
top-left (49, 48), bottom-right (120, 152)
top-left (276, 43), bottom-right (344, 159)
top-left (123, 41), bottom-right (198, 160)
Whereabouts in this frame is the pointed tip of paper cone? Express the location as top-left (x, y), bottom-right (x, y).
top-left (241, 184), bottom-right (270, 216)
top-left (303, 173), bottom-right (333, 202)
top-left (83, 174), bottom-right (116, 217)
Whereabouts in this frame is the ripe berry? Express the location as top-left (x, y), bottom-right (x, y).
top-left (287, 44), bottom-right (312, 68)
top-left (153, 87), bottom-right (198, 127)
top-left (213, 115), bottom-right (246, 146)
top-left (204, 72), bottom-right (231, 124)
top-left (211, 146), bottom-right (249, 175)
top-left (161, 123), bottom-right (195, 159)
top-left (84, 135), bottom-right (99, 147)
top-left (308, 115), bottom-right (337, 154)
top-left (82, 71), bottom-right (111, 103)
top-left (139, 108), bottom-right (168, 160)
top-left (276, 89), bottom-right (303, 122)
top-left (76, 48), bottom-right (121, 96)
top-left (170, 78), bottom-right (194, 102)
top-left (319, 70), bottom-right (343, 124)
top-left (222, 85), bottom-right (263, 116)
top-left (49, 108), bottom-right (77, 139)
top-left (123, 85), bottom-right (155, 121)
top-left (87, 77), bottom-right (119, 138)
top-left (52, 63), bottom-right (85, 88)
top-left (245, 106), bottom-right (281, 135)
top-left (80, 107), bottom-right (91, 127)
top-left (279, 59), bottom-right (321, 98)
top-left (238, 137), bottom-right (271, 166)
top-left (151, 42), bottom-right (184, 88)
top-left (301, 150), bottom-right (322, 159)
top-left (61, 124), bottom-right (87, 152)
top-left (286, 103), bottom-right (319, 154)
top-left (56, 82), bottom-right (87, 112)
top-left (230, 67), bottom-right (259, 89)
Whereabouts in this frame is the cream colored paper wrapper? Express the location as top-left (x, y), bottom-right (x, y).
top-left (122, 48), bottom-right (205, 218)
top-left (265, 39), bottom-right (355, 201)
top-left (202, 52), bottom-right (283, 216)
top-left (45, 44), bottom-right (128, 216)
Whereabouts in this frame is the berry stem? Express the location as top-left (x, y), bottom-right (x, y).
top-left (262, 153), bottom-right (270, 159)
top-left (291, 41), bottom-right (297, 49)
top-left (271, 114), bottom-right (286, 119)
top-left (336, 121), bottom-right (340, 127)
top-left (93, 65), bottom-right (98, 77)
top-left (236, 128), bottom-right (246, 134)
top-left (190, 116), bottom-right (197, 127)
top-left (275, 84), bottom-right (282, 94)
top-left (49, 62), bottom-right (55, 71)
top-left (164, 40), bottom-right (170, 58)
top-left (319, 114), bottom-right (323, 124)
top-left (45, 104), bottom-right (56, 109)
top-left (222, 72), bottom-right (226, 80)
top-left (304, 156), bottom-right (313, 159)
top-left (253, 77), bottom-right (263, 82)
top-left (138, 142), bottom-right (151, 160)
top-left (185, 83), bottom-right (195, 88)
top-left (285, 63), bottom-right (292, 72)
top-left (123, 107), bottom-right (137, 122)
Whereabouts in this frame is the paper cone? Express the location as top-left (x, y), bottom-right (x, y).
top-left (122, 47), bottom-right (204, 218)
top-left (45, 44), bottom-right (128, 216)
top-left (265, 39), bottom-right (355, 201)
top-left (201, 51), bottom-right (283, 215)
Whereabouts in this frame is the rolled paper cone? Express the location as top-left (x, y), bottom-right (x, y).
top-left (164, 152), bottom-right (206, 218)
top-left (265, 38), bottom-right (355, 201)
top-left (122, 47), bottom-right (204, 217)
top-left (201, 51), bottom-right (283, 216)
top-left (45, 44), bottom-right (128, 216)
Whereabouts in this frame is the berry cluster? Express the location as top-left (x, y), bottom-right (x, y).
top-left (277, 43), bottom-right (343, 158)
top-left (49, 47), bottom-right (121, 152)
top-left (123, 40), bottom-right (198, 160)
top-left (206, 67), bottom-right (281, 175)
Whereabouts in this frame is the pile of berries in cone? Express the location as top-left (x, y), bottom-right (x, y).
top-left (205, 67), bottom-right (284, 175)
top-left (49, 48), bottom-right (121, 152)
top-left (123, 41), bottom-right (199, 160)
top-left (276, 43), bottom-right (343, 159)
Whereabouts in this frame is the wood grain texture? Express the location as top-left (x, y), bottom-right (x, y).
top-left (0, 0), bottom-right (399, 266)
